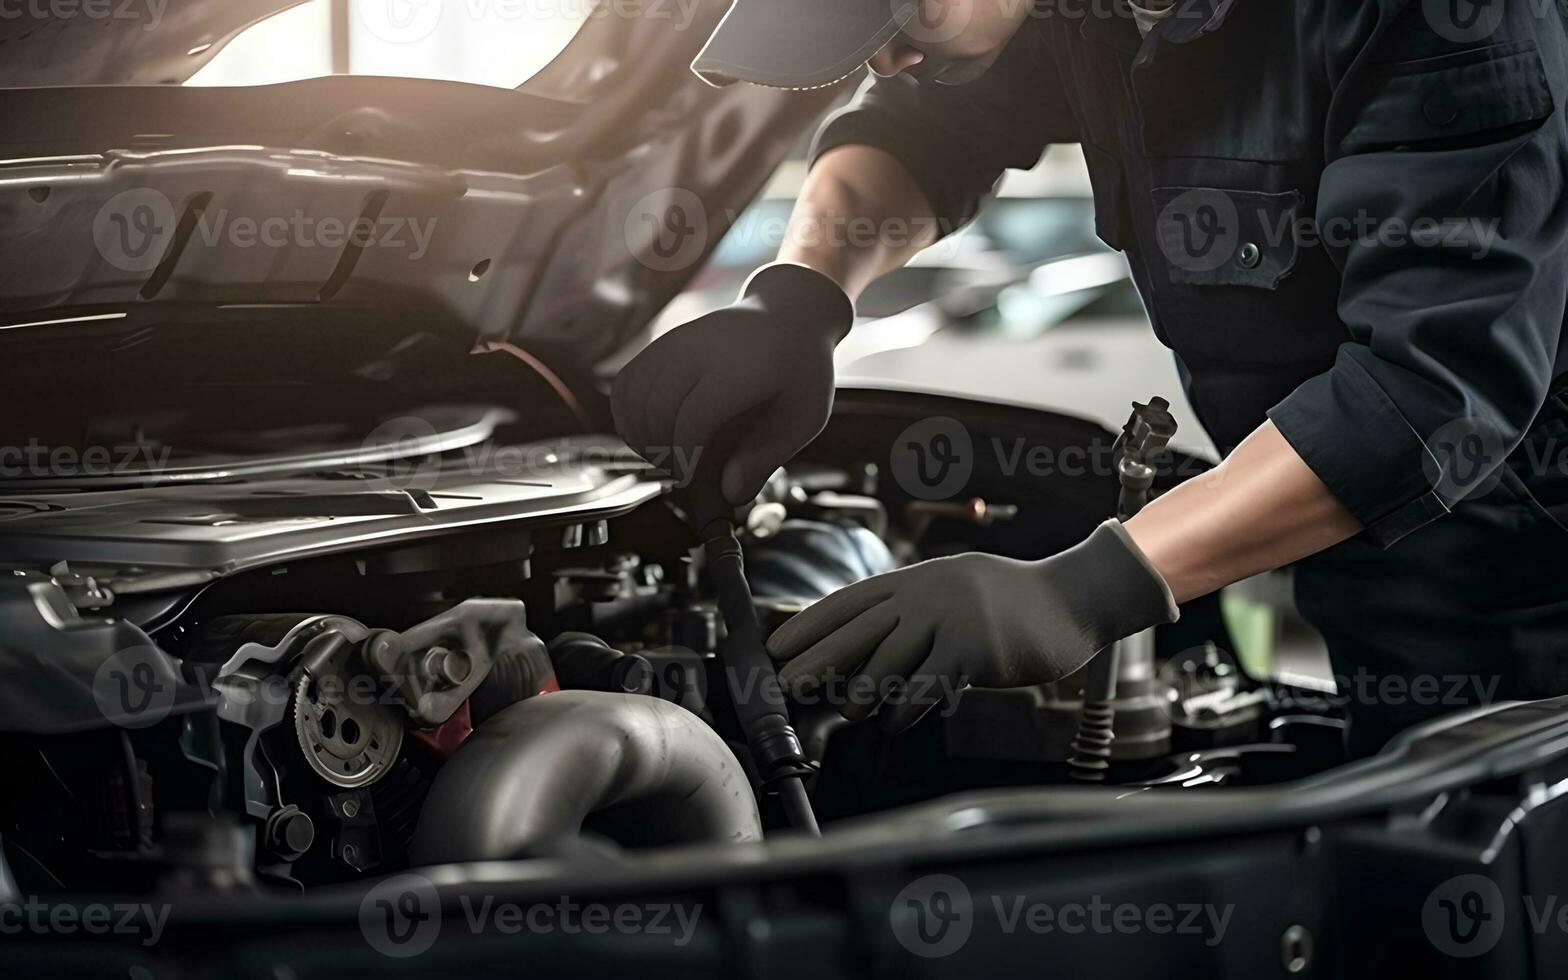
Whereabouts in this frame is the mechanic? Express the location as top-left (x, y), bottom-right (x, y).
top-left (612, 0), bottom-right (1568, 756)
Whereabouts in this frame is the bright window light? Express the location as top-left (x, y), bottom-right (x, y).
top-left (186, 2), bottom-right (333, 86)
top-left (187, 0), bottom-right (592, 90)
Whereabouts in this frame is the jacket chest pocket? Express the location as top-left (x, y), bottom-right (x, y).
top-left (1149, 186), bottom-right (1303, 288)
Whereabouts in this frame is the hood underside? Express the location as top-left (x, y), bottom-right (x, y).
top-left (0, 0), bottom-right (307, 87)
top-left (0, 1), bottom-right (840, 374)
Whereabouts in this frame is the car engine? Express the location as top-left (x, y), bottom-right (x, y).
top-left (0, 389), bottom-right (1346, 895)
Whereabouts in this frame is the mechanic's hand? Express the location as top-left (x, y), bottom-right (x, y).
top-left (612, 263), bottom-right (853, 506)
top-left (767, 521), bottom-right (1180, 732)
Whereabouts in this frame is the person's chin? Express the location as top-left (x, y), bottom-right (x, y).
top-left (915, 58), bottom-right (995, 87)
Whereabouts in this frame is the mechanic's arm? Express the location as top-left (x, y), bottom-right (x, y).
top-left (613, 26), bottom-right (1073, 507)
top-left (1123, 423), bottom-right (1361, 604)
top-left (1135, 3), bottom-right (1568, 605)
top-left (776, 144), bottom-right (940, 301)
top-left (770, 4), bottom-right (1568, 730)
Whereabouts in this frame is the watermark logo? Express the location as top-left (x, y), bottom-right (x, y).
top-left (0, 441), bottom-right (173, 480)
top-left (93, 191), bottom-right (434, 268)
top-left (359, 879), bottom-right (704, 958)
top-left (457, 895), bottom-right (702, 943)
top-left (1273, 211), bottom-right (1499, 260)
top-left (1422, 0), bottom-right (1505, 43)
top-left (1424, 415), bottom-right (1508, 502)
top-left (93, 189), bottom-right (176, 273)
top-left (1424, 874), bottom-right (1505, 958)
top-left (897, 0), bottom-right (972, 44)
top-left (92, 645), bottom-right (179, 730)
top-left (625, 187), bottom-right (709, 272)
top-left (888, 876), bottom-right (1233, 957)
top-left (0, 898), bottom-right (170, 947)
top-left (1160, 649), bottom-right (1504, 723)
top-left (1156, 189), bottom-right (1240, 273)
top-left (0, 0), bottom-right (170, 32)
top-left (890, 417), bottom-right (973, 501)
top-left (358, 0), bottom-right (446, 44)
top-left (361, 873), bottom-right (442, 958)
top-left (188, 209), bottom-right (435, 258)
top-left (766, 664), bottom-right (968, 721)
top-left (360, 415), bottom-right (444, 493)
top-left (724, 207), bottom-right (961, 260)
top-left (890, 874), bottom-right (974, 958)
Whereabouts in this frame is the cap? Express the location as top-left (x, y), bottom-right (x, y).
top-left (692, 0), bottom-right (921, 89)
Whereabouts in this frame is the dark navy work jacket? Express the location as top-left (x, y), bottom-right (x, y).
top-left (815, 0), bottom-right (1568, 548)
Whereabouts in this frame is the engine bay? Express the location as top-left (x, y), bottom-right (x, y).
top-left (0, 388), bottom-right (1350, 895)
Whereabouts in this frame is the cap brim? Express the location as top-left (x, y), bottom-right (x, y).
top-left (692, 0), bottom-right (920, 89)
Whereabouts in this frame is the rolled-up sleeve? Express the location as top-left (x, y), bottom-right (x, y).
top-left (809, 22), bottom-right (1078, 233)
top-left (1268, 6), bottom-right (1568, 547)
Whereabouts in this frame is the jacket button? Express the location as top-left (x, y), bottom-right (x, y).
top-left (1237, 242), bottom-right (1262, 269)
top-left (1424, 93), bottom-right (1459, 127)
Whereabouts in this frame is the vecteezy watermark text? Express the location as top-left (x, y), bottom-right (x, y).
top-left (359, 418), bottom-right (706, 493)
top-left (887, 416), bottom-right (1209, 502)
top-left (0, 0), bottom-right (168, 30)
top-left (0, 898), bottom-right (170, 947)
top-left (457, 894), bottom-right (700, 944)
top-left (1158, 190), bottom-right (1503, 273)
top-left (623, 189), bottom-right (969, 273)
top-left (0, 440), bottom-right (173, 479)
top-left (890, 874), bottom-right (1233, 959)
top-left (93, 189), bottom-right (437, 274)
top-left (187, 209), bottom-right (436, 259)
top-left (359, 873), bottom-right (702, 958)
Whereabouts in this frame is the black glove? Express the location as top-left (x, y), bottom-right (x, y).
top-left (766, 520), bottom-right (1180, 732)
top-left (612, 263), bottom-right (852, 506)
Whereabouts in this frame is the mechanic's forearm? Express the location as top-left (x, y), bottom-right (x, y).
top-left (1123, 421), bottom-right (1363, 604)
top-left (777, 145), bottom-right (940, 302)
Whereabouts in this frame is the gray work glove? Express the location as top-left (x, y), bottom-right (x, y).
top-left (612, 263), bottom-right (853, 506)
top-left (766, 520), bottom-right (1180, 732)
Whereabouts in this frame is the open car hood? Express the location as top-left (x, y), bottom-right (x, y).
top-left (0, 0), bottom-right (838, 371)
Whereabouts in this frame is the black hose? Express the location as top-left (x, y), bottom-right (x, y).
top-left (690, 479), bottom-right (820, 836)
top-left (777, 775), bottom-right (821, 836)
top-left (117, 731), bottom-right (144, 847)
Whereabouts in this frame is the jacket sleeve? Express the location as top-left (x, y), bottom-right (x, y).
top-left (1268, 1), bottom-right (1568, 546)
top-left (808, 20), bottom-right (1078, 234)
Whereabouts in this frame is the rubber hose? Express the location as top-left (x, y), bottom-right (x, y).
top-left (410, 690), bottom-right (761, 863)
